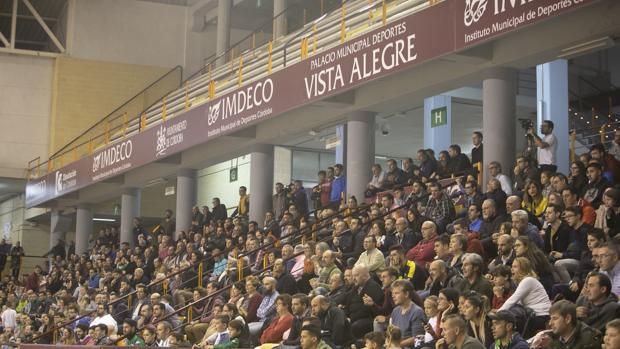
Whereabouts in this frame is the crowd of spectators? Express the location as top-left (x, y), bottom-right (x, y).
top-left (0, 126), bottom-right (620, 349)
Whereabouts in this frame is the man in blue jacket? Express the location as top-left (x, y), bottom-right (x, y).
top-left (330, 164), bottom-right (346, 208)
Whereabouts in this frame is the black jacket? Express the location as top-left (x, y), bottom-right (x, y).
top-left (275, 272), bottom-right (298, 295)
top-left (345, 278), bottom-right (384, 322)
top-left (544, 221), bottom-right (572, 255)
top-left (212, 204), bottom-right (228, 224)
top-left (320, 305), bottom-right (351, 346)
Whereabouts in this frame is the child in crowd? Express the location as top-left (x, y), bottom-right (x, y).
top-left (490, 265), bottom-right (514, 310)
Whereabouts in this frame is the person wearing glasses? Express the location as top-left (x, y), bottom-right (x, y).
top-left (593, 243), bottom-right (620, 298)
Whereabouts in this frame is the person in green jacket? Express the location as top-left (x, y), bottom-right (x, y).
top-left (122, 319), bottom-right (145, 346)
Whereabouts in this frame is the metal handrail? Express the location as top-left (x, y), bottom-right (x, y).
top-left (30, 200), bottom-right (358, 342)
top-left (116, 200), bottom-right (410, 345)
top-left (26, 0), bottom-right (424, 179)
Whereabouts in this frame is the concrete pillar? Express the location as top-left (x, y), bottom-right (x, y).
top-left (75, 204), bottom-right (93, 256)
top-left (175, 169), bottom-right (197, 238)
top-left (49, 209), bottom-right (66, 252)
top-left (335, 125), bottom-right (347, 164)
top-left (120, 188), bottom-right (141, 246)
top-left (216, 0), bottom-right (232, 67)
top-left (273, 0), bottom-right (286, 39)
top-left (424, 95), bottom-right (452, 151)
top-left (483, 68), bottom-right (517, 186)
top-left (249, 144), bottom-right (275, 223)
top-left (346, 111), bottom-right (376, 201)
top-left (537, 59), bottom-right (569, 174)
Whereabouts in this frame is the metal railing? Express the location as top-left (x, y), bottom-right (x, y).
top-left (26, 0), bottom-right (437, 179)
top-left (30, 199), bottom-right (362, 342)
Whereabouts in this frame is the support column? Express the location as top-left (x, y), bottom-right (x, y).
top-left (483, 68), bottom-right (517, 186)
top-left (175, 169), bottom-right (197, 238)
top-left (75, 204), bottom-right (93, 256)
top-left (249, 145), bottom-right (275, 224)
top-left (346, 111), bottom-right (376, 201)
top-left (273, 0), bottom-right (286, 40)
top-left (120, 188), bottom-right (141, 246)
top-left (216, 0), bottom-right (232, 67)
top-left (50, 209), bottom-right (66, 252)
top-left (335, 125), bottom-right (347, 165)
top-left (423, 95), bottom-right (452, 151)
top-left (537, 59), bottom-right (569, 174)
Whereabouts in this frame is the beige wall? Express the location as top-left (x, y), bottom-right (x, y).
top-left (49, 57), bottom-right (174, 154)
top-left (0, 53), bottom-right (54, 179)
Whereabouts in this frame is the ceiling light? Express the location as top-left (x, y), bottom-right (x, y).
top-left (93, 218), bottom-right (116, 222)
top-left (557, 37), bottom-right (615, 59)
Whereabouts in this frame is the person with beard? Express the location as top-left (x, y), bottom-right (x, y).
top-left (583, 162), bottom-right (611, 209)
top-left (90, 303), bottom-right (117, 336)
top-left (311, 295), bottom-right (350, 348)
top-left (121, 318), bottom-right (144, 346)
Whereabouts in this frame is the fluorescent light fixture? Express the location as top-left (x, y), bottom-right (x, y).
top-left (557, 37), bottom-right (614, 59)
top-left (93, 218), bottom-right (116, 222)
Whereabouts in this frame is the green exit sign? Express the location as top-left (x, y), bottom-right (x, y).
top-left (431, 106), bottom-right (447, 128)
top-left (229, 167), bottom-right (238, 182)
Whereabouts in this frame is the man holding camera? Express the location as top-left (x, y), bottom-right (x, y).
top-left (528, 120), bottom-right (558, 173)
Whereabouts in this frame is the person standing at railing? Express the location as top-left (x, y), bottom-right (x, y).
top-left (0, 239), bottom-right (9, 276)
top-left (471, 132), bottom-right (483, 176)
top-left (159, 209), bottom-right (176, 237)
top-left (329, 164), bottom-right (346, 210)
top-left (231, 186), bottom-right (250, 220)
top-left (528, 120), bottom-right (558, 173)
top-left (212, 198), bottom-right (229, 225)
top-left (9, 241), bottom-right (24, 279)
top-left (273, 183), bottom-right (290, 221)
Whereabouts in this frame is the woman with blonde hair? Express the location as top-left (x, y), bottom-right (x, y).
top-left (499, 257), bottom-right (551, 333)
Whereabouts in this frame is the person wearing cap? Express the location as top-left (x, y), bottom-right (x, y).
top-left (488, 310), bottom-right (528, 349)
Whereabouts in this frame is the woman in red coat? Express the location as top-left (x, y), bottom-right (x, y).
top-left (259, 294), bottom-right (294, 345)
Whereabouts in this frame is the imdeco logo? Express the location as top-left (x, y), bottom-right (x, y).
top-left (207, 101), bottom-right (221, 126)
top-left (464, 0), bottom-right (488, 26)
top-left (92, 140), bottom-right (133, 173)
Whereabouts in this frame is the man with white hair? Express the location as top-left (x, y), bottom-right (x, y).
top-left (510, 209), bottom-right (544, 248)
top-left (455, 253), bottom-right (493, 300)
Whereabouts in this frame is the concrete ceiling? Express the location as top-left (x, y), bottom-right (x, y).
top-left (284, 90), bottom-right (537, 158)
top-left (0, 177), bottom-right (26, 202)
